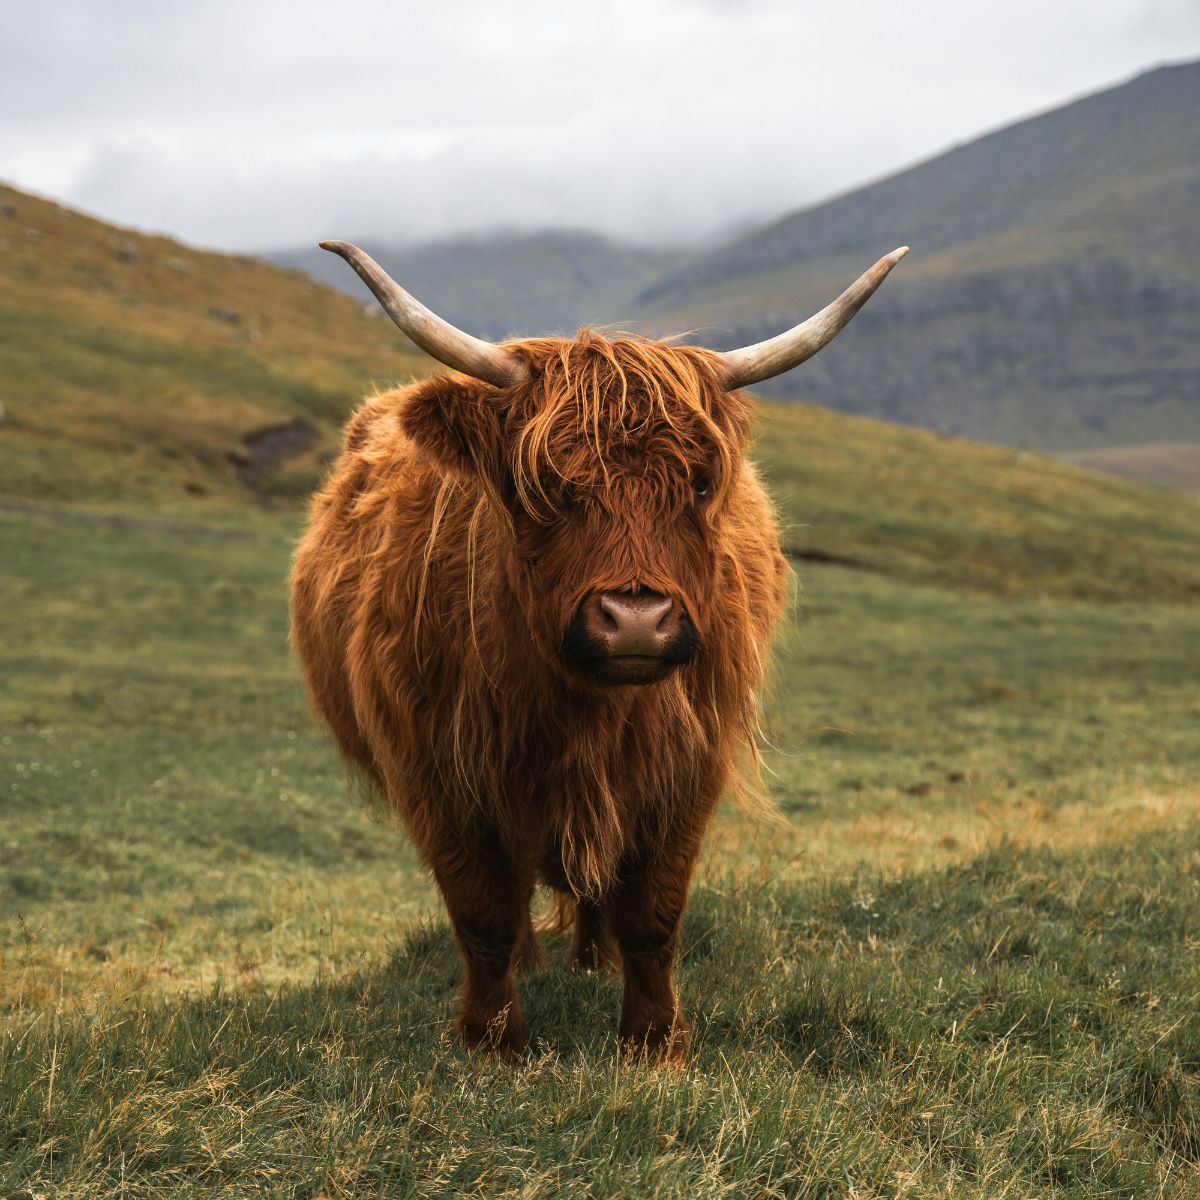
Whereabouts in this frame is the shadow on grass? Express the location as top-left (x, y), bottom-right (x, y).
top-left (3, 836), bottom-right (1199, 1196)
top-left (376, 888), bottom-right (903, 1072)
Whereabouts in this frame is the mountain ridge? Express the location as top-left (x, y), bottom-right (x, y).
top-left (633, 60), bottom-right (1200, 449)
top-left (262, 61), bottom-right (1200, 454)
top-left (268, 229), bottom-right (686, 342)
top-left (637, 61), bottom-right (1200, 309)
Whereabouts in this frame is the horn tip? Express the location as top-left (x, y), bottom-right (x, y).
top-left (319, 239), bottom-right (350, 256)
top-left (891, 245), bottom-right (910, 262)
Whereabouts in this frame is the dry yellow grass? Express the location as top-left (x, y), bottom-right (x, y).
top-left (0, 182), bottom-right (426, 505)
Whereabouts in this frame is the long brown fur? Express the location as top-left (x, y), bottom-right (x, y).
top-left (291, 331), bottom-right (786, 1060)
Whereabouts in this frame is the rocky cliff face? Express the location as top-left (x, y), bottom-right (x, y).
top-left (696, 258), bottom-right (1200, 448)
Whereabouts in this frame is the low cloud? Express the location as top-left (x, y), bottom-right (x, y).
top-left (3, 0), bottom-right (1197, 250)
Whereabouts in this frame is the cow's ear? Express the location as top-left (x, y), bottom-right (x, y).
top-left (399, 374), bottom-right (509, 482)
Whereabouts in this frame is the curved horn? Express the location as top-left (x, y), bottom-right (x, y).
top-left (716, 246), bottom-right (909, 391)
top-left (319, 240), bottom-right (526, 388)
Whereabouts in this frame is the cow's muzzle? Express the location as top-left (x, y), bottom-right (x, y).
top-left (563, 590), bottom-right (698, 685)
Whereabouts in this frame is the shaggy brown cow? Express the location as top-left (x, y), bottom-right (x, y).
top-left (291, 241), bottom-right (906, 1060)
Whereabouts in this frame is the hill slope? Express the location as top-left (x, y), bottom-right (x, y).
top-left (0, 182), bottom-right (426, 506)
top-left (267, 231), bottom-right (685, 342)
top-left (636, 61), bottom-right (1200, 450)
top-left (1, 183), bottom-right (1197, 602)
top-left (753, 404), bottom-right (1200, 602)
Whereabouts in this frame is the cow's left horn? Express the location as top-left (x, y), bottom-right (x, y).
top-left (715, 246), bottom-right (909, 390)
top-left (319, 240), bottom-right (527, 388)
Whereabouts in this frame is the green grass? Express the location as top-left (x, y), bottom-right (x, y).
top-left (2, 504), bottom-right (1198, 1197)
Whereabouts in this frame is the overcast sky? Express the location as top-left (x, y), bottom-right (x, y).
top-left (3, 0), bottom-right (1198, 252)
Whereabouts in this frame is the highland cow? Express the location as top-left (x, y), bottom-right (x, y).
top-left (290, 240), bottom-right (906, 1060)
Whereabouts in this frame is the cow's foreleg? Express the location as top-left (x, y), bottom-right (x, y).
top-left (606, 852), bottom-right (695, 1064)
top-left (431, 833), bottom-right (531, 1059)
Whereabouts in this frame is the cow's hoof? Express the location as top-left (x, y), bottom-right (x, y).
top-left (620, 1013), bottom-right (691, 1067)
top-left (460, 1004), bottom-right (528, 1061)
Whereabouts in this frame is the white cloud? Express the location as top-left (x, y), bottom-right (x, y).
top-left (2, 0), bottom-right (1197, 249)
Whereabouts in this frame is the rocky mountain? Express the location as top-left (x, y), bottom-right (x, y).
top-left (635, 61), bottom-right (1200, 450)
top-left (262, 62), bottom-right (1199, 459)
top-left (268, 230), bottom-right (686, 341)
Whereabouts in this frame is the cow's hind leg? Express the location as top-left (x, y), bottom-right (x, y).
top-left (431, 830), bottom-right (531, 1059)
top-left (570, 897), bottom-right (620, 973)
top-left (512, 907), bottom-right (544, 975)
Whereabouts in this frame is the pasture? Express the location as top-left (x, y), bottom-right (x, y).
top-left (2, 487), bottom-right (1198, 1198)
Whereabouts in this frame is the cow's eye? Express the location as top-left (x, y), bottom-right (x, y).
top-left (692, 475), bottom-right (713, 500)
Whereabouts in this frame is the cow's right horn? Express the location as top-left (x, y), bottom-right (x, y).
top-left (319, 240), bottom-right (527, 389)
top-left (715, 246), bottom-right (909, 390)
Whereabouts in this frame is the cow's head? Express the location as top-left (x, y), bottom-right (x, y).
top-left (321, 240), bottom-right (907, 687)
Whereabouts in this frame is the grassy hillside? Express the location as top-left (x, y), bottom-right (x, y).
top-left (3, 182), bottom-right (1198, 604)
top-left (0, 182), bottom-right (425, 506)
top-left (755, 403), bottom-right (1200, 602)
top-left (2, 506), bottom-right (1198, 1197)
top-left (3, 186), bottom-right (1200, 1196)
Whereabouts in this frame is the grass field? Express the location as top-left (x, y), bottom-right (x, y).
top-left (3, 181), bottom-right (1199, 1196)
top-left (2, 495), bottom-right (1198, 1198)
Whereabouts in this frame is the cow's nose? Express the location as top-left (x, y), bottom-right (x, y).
top-left (595, 591), bottom-right (678, 656)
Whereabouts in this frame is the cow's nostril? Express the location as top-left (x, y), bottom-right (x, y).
top-left (597, 594), bottom-right (625, 633)
top-left (650, 599), bottom-right (674, 632)
top-left (596, 597), bottom-right (621, 634)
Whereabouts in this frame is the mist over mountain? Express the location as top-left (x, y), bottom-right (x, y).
top-left (636, 60), bottom-right (1200, 451)
top-left (268, 232), bottom-right (686, 342)
top-left (265, 61), bottom-right (1199, 458)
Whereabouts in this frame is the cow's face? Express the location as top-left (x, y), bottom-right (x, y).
top-left (402, 335), bottom-right (752, 686)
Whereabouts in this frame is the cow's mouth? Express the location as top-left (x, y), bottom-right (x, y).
top-left (588, 654), bottom-right (677, 686)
